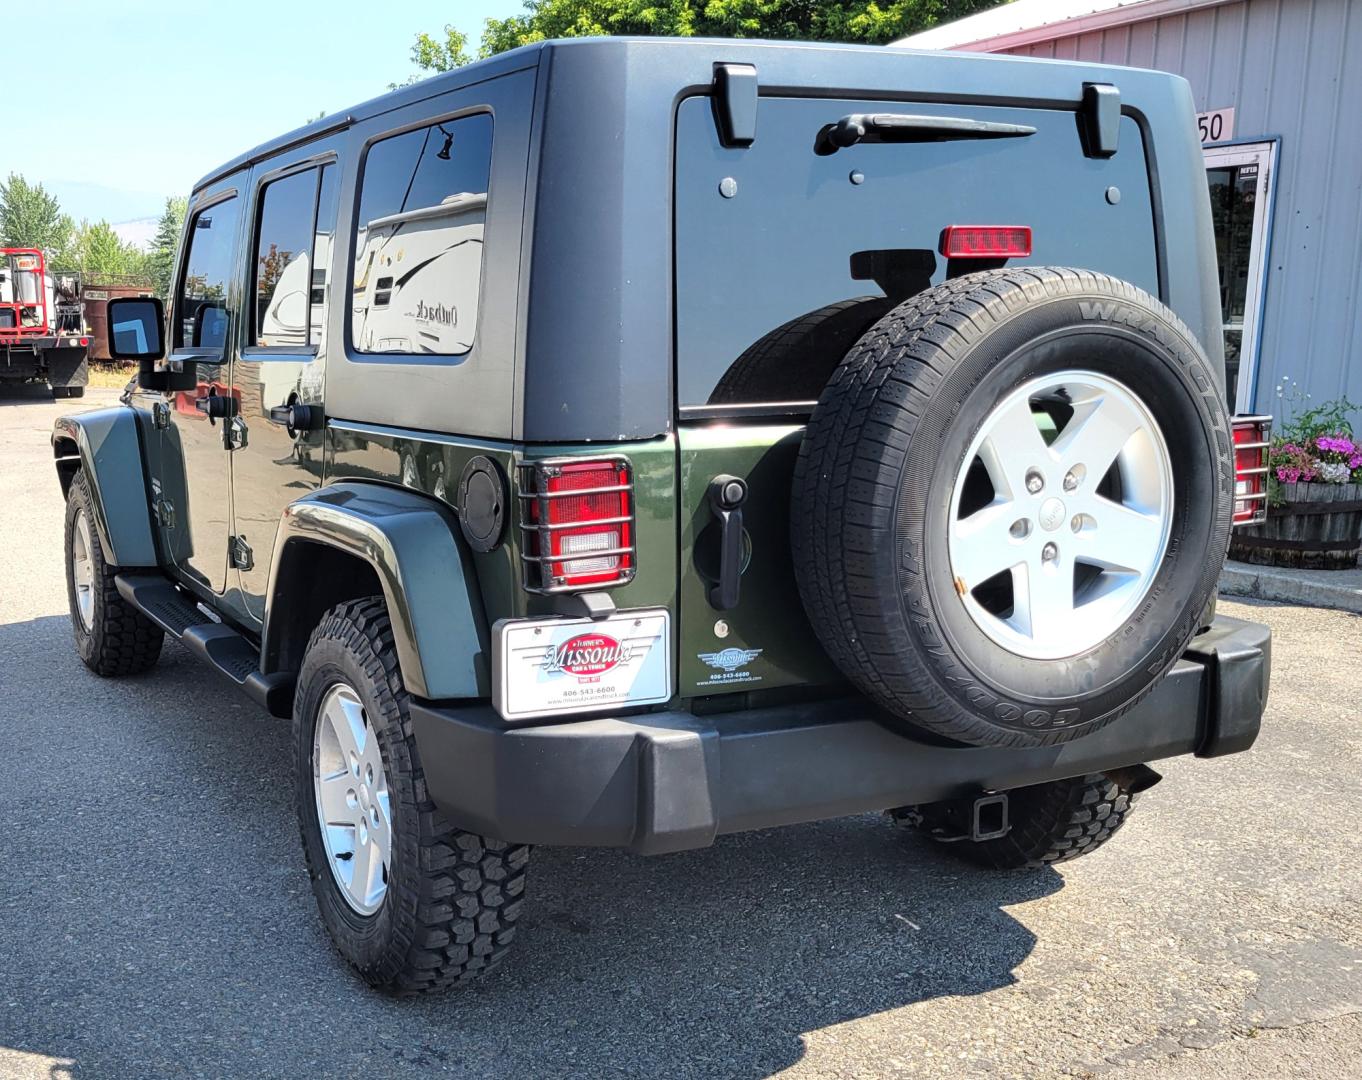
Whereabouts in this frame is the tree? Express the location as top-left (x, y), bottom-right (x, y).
top-left (0, 173), bottom-right (73, 254)
top-left (66, 220), bottom-right (151, 281)
top-left (410, 0), bottom-right (1005, 72)
top-left (413, 25), bottom-right (474, 71)
top-left (149, 196), bottom-right (188, 299)
top-left (394, 26), bottom-right (473, 87)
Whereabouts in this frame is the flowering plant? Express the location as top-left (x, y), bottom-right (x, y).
top-left (1264, 383), bottom-right (1361, 501)
top-left (1268, 435), bottom-right (1361, 485)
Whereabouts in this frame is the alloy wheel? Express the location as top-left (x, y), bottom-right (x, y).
top-left (947, 370), bottom-right (1174, 660)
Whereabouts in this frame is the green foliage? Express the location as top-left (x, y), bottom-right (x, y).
top-left (394, 25), bottom-right (475, 87)
top-left (58, 220), bottom-right (152, 283)
top-left (409, 0), bottom-right (1006, 77)
top-left (0, 173), bottom-right (74, 254)
top-left (1272, 377), bottom-right (1359, 443)
top-left (414, 25), bottom-right (474, 70)
top-left (150, 196), bottom-right (188, 300)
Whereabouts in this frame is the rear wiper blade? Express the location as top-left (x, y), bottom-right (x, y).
top-left (815, 113), bottom-right (1037, 155)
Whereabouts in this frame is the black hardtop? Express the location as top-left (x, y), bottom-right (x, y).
top-left (194, 36), bottom-right (1190, 204)
top-left (190, 37), bottom-right (1219, 444)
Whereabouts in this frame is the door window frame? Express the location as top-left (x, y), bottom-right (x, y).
top-left (242, 152), bottom-right (339, 361)
top-left (1203, 137), bottom-right (1279, 412)
top-left (172, 185), bottom-right (243, 360)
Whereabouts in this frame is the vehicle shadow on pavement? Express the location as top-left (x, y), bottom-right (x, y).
top-left (0, 384), bottom-right (70, 407)
top-left (0, 613), bottom-right (1063, 1080)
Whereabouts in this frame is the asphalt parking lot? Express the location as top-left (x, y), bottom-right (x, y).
top-left (3, 384), bottom-right (1361, 1080)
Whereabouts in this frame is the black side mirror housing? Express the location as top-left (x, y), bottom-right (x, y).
top-left (108, 296), bottom-right (166, 361)
top-left (107, 296), bottom-right (198, 393)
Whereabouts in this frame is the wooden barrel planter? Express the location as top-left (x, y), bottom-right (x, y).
top-left (1229, 482), bottom-right (1362, 570)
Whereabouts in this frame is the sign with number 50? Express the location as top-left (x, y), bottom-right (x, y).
top-left (1197, 108), bottom-right (1235, 144)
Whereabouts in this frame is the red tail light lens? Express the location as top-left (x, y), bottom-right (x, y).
top-left (940, 225), bottom-right (1032, 259)
top-left (520, 458), bottom-right (635, 591)
top-left (1231, 416), bottom-right (1271, 526)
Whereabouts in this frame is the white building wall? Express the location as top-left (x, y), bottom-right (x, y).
top-left (1005, 0), bottom-right (1362, 415)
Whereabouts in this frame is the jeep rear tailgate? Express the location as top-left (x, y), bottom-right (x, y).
top-left (674, 94), bottom-right (1161, 698)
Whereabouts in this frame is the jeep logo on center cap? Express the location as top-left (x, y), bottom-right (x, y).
top-left (1039, 497), bottom-right (1067, 532)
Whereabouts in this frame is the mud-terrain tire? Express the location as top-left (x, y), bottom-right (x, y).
top-left (909, 772), bottom-right (1142, 869)
top-left (708, 296), bottom-right (895, 405)
top-left (791, 268), bottom-right (1233, 748)
top-left (294, 597), bottom-right (529, 994)
top-left (63, 469), bottom-right (164, 676)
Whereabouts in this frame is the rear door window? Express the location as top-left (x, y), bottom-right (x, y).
top-left (674, 97), bottom-right (1159, 410)
top-left (253, 168), bottom-right (318, 348)
top-left (351, 112), bottom-right (492, 356)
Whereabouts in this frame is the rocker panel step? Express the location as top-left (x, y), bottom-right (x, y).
top-left (114, 572), bottom-right (295, 719)
top-left (114, 572), bottom-right (206, 638)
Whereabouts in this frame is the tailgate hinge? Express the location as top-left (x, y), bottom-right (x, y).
top-left (1080, 82), bottom-right (1121, 158)
top-left (712, 63), bottom-right (758, 148)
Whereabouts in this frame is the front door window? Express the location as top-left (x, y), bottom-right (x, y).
top-left (163, 191), bottom-right (242, 594)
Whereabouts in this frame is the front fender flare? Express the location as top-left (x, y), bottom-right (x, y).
top-left (263, 482), bottom-right (489, 701)
top-left (51, 408), bottom-right (158, 567)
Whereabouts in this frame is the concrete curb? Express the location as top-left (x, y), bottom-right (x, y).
top-left (1220, 559), bottom-right (1362, 614)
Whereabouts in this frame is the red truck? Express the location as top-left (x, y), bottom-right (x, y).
top-left (0, 248), bottom-right (89, 397)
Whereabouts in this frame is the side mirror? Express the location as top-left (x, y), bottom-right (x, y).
top-left (108, 296), bottom-right (165, 361)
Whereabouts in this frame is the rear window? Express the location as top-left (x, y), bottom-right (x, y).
top-left (351, 112), bottom-right (492, 357)
top-left (675, 97), bottom-right (1159, 410)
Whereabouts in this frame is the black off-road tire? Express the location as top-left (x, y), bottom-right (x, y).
top-left (791, 268), bottom-right (1233, 748)
top-left (64, 470), bottom-right (164, 676)
top-left (908, 772), bottom-right (1141, 869)
top-left (294, 597), bottom-right (529, 995)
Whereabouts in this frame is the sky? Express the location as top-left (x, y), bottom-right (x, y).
top-left (2, 0), bottom-right (523, 226)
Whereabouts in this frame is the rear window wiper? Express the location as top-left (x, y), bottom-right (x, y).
top-left (815, 113), bottom-right (1037, 155)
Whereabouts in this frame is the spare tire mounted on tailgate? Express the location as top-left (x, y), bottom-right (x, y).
top-left (791, 268), bottom-right (1233, 748)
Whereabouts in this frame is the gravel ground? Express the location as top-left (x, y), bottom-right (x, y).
top-left (2, 385), bottom-right (1360, 1080)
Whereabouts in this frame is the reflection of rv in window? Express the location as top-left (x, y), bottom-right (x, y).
top-left (352, 192), bottom-right (485, 355)
top-left (258, 248), bottom-right (310, 348)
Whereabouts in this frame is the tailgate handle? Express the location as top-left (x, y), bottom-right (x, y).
top-left (815, 113), bottom-right (1036, 155)
top-left (706, 475), bottom-right (749, 611)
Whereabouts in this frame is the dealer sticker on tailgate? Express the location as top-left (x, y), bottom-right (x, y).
top-left (492, 609), bottom-right (671, 721)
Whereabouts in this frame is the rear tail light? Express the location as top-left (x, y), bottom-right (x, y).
top-left (1231, 415), bottom-right (1272, 526)
top-left (940, 225), bottom-right (1032, 259)
top-left (519, 457), bottom-right (636, 592)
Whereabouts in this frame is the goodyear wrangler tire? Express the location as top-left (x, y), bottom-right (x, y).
top-left (790, 268), bottom-right (1233, 748)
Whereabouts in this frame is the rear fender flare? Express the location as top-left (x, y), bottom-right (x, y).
top-left (51, 408), bottom-right (158, 567)
top-left (263, 482), bottom-right (489, 700)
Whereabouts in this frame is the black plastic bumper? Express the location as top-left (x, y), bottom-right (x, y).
top-left (410, 615), bottom-right (1270, 855)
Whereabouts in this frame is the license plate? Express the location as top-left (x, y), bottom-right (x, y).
top-left (492, 609), bottom-right (671, 721)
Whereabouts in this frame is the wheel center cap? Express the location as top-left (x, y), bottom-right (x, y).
top-left (1038, 497), bottom-right (1066, 532)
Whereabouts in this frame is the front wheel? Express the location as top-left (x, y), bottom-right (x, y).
top-left (294, 597), bottom-right (529, 994)
top-left (64, 470), bottom-right (164, 676)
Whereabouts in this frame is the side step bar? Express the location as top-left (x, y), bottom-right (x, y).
top-left (114, 572), bottom-right (294, 718)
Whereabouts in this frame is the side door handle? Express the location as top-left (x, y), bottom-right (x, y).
top-left (194, 389), bottom-right (238, 423)
top-left (267, 402), bottom-right (323, 437)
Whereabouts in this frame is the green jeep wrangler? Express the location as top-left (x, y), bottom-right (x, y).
top-left (53, 38), bottom-right (1272, 994)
